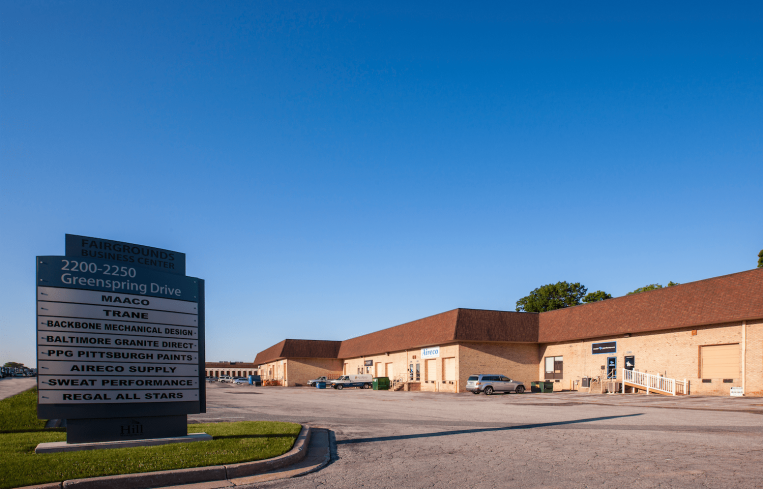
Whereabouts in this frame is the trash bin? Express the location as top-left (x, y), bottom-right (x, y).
top-left (373, 377), bottom-right (390, 390)
top-left (316, 382), bottom-right (326, 389)
top-left (532, 381), bottom-right (555, 392)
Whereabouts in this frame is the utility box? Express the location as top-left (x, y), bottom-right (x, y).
top-left (581, 377), bottom-right (590, 388)
top-left (373, 377), bottom-right (390, 390)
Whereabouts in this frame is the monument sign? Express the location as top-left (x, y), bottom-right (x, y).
top-left (37, 236), bottom-right (205, 444)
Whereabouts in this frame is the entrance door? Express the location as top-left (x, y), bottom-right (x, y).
top-left (606, 357), bottom-right (617, 379)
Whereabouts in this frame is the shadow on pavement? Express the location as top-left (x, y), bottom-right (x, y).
top-left (337, 413), bottom-right (644, 445)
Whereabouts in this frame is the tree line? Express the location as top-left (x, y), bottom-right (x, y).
top-left (515, 281), bottom-right (680, 313)
top-left (517, 248), bottom-right (763, 313)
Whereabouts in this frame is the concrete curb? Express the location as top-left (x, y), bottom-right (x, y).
top-left (17, 425), bottom-right (310, 489)
top-left (225, 425), bottom-right (311, 479)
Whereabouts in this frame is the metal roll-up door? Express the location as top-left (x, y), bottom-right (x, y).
top-left (443, 358), bottom-right (455, 381)
top-left (701, 344), bottom-right (740, 379)
top-left (426, 359), bottom-right (437, 381)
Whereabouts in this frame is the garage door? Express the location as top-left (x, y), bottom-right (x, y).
top-left (701, 344), bottom-right (740, 379)
top-left (376, 363), bottom-right (384, 377)
top-left (443, 358), bottom-right (455, 382)
top-left (385, 363), bottom-right (393, 379)
top-left (426, 359), bottom-right (437, 381)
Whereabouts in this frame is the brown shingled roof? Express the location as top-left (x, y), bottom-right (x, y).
top-left (337, 309), bottom-right (539, 358)
top-left (253, 268), bottom-right (763, 361)
top-left (538, 268), bottom-right (763, 343)
top-left (254, 339), bottom-right (342, 365)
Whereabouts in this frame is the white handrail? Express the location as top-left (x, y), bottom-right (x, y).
top-left (621, 368), bottom-right (688, 396)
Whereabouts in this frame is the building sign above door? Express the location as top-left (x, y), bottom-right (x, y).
top-left (421, 347), bottom-right (440, 359)
top-left (591, 341), bottom-right (617, 355)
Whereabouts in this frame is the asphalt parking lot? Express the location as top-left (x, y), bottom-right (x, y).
top-left (0, 377), bottom-right (36, 400)
top-left (190, 382), bottom-right (763, 488)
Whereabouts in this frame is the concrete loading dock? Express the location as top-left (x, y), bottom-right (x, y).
top-left (256, 268), bottom-right (763, 396)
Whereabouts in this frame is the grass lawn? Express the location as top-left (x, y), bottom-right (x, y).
top-left (0, 388), bottom-right (301, 489)
top-left (0, 387), bottom-right (47, 433)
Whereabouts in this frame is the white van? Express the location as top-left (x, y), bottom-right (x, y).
top-left (330, 374), bottom-right (373, 390)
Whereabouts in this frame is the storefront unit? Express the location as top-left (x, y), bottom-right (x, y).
top-left (540, 319), bottom-right (763, 395)
top-left (255, 340), bottom-right (343, 386)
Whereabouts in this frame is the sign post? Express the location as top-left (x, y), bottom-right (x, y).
top-left (36, 236), bottom-right (205, 446)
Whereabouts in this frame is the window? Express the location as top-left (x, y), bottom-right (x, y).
top-left (415, 363), bottom-right (420, 381)
top-left (544, 356), bottom-right (563, 380)
top-left (409, 363), bottom-right (414, 381)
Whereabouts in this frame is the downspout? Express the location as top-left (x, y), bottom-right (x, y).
top-left (743, 320), bottom-right (747, 394)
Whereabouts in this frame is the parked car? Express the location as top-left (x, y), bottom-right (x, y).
top-left (466, 374), bottom-right (525, 395)
top-left (330, 374), bottom-right (372, 390)
top-left (232, 377), bottom-right (249, 384)
top-left (218, 375), bottom-right (233, 383)
top-left (308, 376), bottom-right (329, 387)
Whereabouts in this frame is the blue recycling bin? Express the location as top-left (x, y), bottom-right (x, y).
top-left (316, 382), bottom-right (326, 389)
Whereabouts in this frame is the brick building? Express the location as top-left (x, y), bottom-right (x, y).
top-left (255, 340), bottom-right (343, 386)
top-left (205, 361), bottom-right (259, 378)
top-left (254, 268), bottom-right (763, 395)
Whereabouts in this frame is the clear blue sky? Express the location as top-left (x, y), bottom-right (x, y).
top-left (2, 2), bottom-right (762, 366)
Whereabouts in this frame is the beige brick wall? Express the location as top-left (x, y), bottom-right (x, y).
top-left (741, 319), bottom-right (763, 397)
top-left (260, 360), bottom-right (284, 381)
top-left (344, 343), bottom-right (539, 393)
top-left (342, 351), bottom-right (409, 383)
top-left (283, 358), bottom-right (344, 386)
top-left (342, 345), bottom-right (462, 392)
top-left (458, 342), bottom-right (540, 393)
top-left (539, 320), bottom-right (763, 395)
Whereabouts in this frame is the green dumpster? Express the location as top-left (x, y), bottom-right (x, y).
top-left (373, 377), bottom-right (390, 390)
top-left (531, 381), bottom-right (555, 393)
